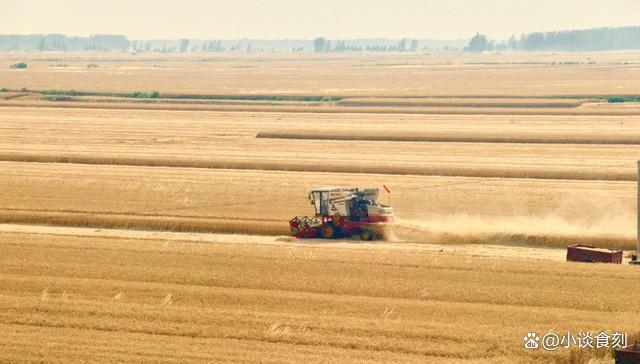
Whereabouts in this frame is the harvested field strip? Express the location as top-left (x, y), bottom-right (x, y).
top-left (0, 153), bottom-right (635, 181)
top-left (0, 209), bottom-right (289, 236)
top-left (337, 97), bottom-right (584, 108)
top-left (256, 131), bottom-right (640, 145)
top-left (4, 100), bottom-right (640, 116)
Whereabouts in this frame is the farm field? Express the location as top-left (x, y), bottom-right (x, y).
top-left (1, 107), bottom-right (640, 181)
top-left (1, 52), bottom-right (640, 363)
top-left (0, 161), bottom-right (635, 247)
top-left (2, 51), bottom-right (640, 96)
top-left (1, 226), bottom-right (639, 363)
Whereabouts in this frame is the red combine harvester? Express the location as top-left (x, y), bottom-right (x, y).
top-left (289, 187), bottom-right (394, 240)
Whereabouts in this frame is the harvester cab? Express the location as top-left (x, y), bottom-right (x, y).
top-left (290, 187), bottom-right (394, 240)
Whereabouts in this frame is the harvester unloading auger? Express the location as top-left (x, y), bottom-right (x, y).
top-left (289, 187), bottom-right (394, 240)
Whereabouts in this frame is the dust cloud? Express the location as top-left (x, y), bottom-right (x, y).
top-left (387, 214), bottom-right (636, 249)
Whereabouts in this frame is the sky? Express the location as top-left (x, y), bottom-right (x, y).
top-left (1, 0), bottom-right (639, 40)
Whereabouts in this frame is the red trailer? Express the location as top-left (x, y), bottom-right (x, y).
top-left (615, 342), bottom-right (640, 363)
top-left (566, 244), bottom-right (623, 264)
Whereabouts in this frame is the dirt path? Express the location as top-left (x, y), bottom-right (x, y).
top-left (0, 223), bottom-right (567, 262)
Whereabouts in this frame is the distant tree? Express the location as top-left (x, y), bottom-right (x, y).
top-left (313, 37), bottom-right (326, 52)
top-left (325, 40), bottom-right (332, 52)
top-left (398, 38), bottom-right (407, 52)
top-left (410, 39), bottom-right (419, 51)
top-left (521, 32), bottom-right (545, 50)
top-left (88, 34), bottom-right (129, 51)
top-left (507, 35), bottom-right (519, 50)
top-left (466, 33), bottom-right (489, 52)
top-left (207, 41), bottom-right (215, 52)
top-left (179, 39), bottom-right (190, 52)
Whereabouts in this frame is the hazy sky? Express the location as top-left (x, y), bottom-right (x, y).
top-left (2, 0), bottom-right (639, 40)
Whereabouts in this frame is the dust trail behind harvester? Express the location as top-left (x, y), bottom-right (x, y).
top-left (386, 214), bottom-right (636, 250)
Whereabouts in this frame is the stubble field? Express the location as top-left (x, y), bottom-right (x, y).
top-left (1, 51), bottom-right (640, 363)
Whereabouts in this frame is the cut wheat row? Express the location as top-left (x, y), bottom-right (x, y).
top-left (0, 153), bottom-right (635, 182)
top-left (256, 131), bottom-right (640, 145)
top-left (3, 99), bottom-right (640, 116)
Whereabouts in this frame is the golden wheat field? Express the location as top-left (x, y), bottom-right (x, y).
top-left (1, 52), bottom-right (640, 363)
top-left (1, 226), bottom-right (639, 363)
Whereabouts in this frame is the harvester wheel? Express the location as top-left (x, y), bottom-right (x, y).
top-left (360, 230), bottom-right (375, 241)
top-left (320, 224), bottom-right (337, 239)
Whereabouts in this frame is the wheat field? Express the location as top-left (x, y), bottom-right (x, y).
top-left (1, 52), bottom-right (640, 363)
top-left (2, 51), bottom-right (640, 96)
top-left (1, 228), bottom-right (639, 363)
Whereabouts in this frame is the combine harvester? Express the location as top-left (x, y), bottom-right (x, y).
top-left (289, 187), bottom-right (394, 240)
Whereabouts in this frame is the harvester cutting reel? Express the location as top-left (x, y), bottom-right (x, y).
top-left (289, 216), bottom-right (321, 239)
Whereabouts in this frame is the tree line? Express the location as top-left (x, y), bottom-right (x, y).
top-left (0, 34), bottom-right (129, 51)
top-left (2, 26), bottom-right (639, 53)
top-left (465, 26), bottom-right (640, 52)
top-left (312, 38), bottom-right (420, 52)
